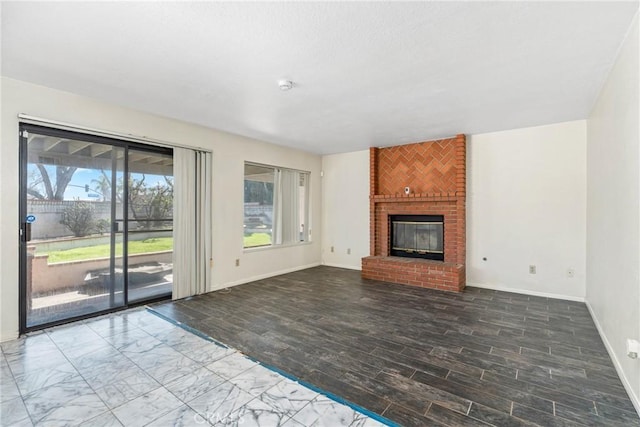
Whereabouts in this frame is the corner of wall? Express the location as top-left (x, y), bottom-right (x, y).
top-left (585, 10), bottom-right (640, 416)
top-left (585, 300), bottom-right (640, 414)
top-left (466, 121), bottom-right (587, 300)
top-left (320, 150), bottom-right (370, 270)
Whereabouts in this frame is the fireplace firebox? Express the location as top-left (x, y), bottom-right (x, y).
top-left (390, 215), bottom-right (444, 261)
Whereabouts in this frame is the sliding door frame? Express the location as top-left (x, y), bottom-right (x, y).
top-left (18, 123), bottom-right (173, 334)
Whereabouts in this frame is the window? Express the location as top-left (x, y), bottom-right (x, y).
top-left (244, 162), bottom-right (310, 248)
top-left (244, 164), bottom-right (275, 247)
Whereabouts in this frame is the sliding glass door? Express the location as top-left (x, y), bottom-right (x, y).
top-left (127, 148), bottom-right (174, 303)
top-left (19, 124), bottom-right (173, 332)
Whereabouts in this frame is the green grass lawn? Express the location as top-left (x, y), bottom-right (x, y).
top-left (40, 237), bottom-right (173, 263)
top-left (244, 232), bottom-right (272, 248)
top-left (42, 233), bottom-right (269, 263)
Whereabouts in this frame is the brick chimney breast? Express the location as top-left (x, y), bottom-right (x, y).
top-left (362, 134), bottom-right (466, 292)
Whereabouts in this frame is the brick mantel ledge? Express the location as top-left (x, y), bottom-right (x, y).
top-left (371, 193), bottom-right (462, 202)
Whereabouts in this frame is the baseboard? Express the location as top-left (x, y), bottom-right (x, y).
top-left (0, 329), bottom-right (19, 343)
top-left (211, 262), bottom-right (322, 290)
top-left (466, 281), bottom-right (585, 302)
top-left (585, 300), bottom-right (640, 416)
top-left (321, 262), bottom-right (362, 271)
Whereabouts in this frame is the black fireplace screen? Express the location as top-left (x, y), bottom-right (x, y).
top-left (390, 215), bottom-right (444, 261)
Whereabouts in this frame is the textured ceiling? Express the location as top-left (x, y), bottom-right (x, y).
top-left (1, 2), bottom-right (638, 155)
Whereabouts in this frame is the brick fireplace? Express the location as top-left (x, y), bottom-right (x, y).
top-left (362, 134), bottom-right (466, 292)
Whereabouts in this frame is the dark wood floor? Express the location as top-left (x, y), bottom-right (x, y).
top-left (152, 266), bottom-right (639, 426)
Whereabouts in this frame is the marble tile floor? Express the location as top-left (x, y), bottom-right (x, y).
top-left (0, 308), bottom-right (391, 426)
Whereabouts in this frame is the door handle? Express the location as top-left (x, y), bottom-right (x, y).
top-left (24, 222), bottom-right (31, 242)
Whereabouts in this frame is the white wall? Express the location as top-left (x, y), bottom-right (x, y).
top-left (321, 121), bottom-right (588, 301)
top-left (0, 77), bottom-right (322, 341)
top-left (467, 121), bottom-right (587, 300)
top-left (321, 150), bottom-right (370, 269)
top-left (586, 12), bottom-right (639, 412)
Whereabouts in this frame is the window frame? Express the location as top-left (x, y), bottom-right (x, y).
top-left (243, 161), bottom-right (310, 251)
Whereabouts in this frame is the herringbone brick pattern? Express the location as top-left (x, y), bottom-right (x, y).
top-left (375, 138), bottom-right (458, 196)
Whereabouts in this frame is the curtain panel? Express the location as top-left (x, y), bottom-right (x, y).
top-left (173, 148), bottom-right (212, 299)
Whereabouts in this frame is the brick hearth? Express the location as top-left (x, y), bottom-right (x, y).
top-left (362, 134), bottom-right (466, 292)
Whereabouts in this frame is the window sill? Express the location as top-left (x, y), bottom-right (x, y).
top-left (243, 241), bottom-right (313, 253)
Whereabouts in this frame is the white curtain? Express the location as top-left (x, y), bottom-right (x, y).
top-left (173, 148), bottom-right (212, 299)
top-left (299, 172), bottom-right (310, 242)
top-left (272, 169), bottom-right (282, 245)
top-left (277, 169), bottom-right (300, 245)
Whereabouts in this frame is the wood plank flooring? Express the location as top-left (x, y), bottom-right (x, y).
top-left (152, 266), bottom-right (639, 426)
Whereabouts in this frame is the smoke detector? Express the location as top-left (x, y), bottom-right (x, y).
top-left (278, 79), bottom-right (294, 91)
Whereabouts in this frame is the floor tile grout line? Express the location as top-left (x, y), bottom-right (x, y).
top-left (145, 306), bottom-right (230, 350)
top-left (516, 376), bottom-right (637, 416)
top-left (59, 311), bottom-right (210, 425)
top-left (48, 315), bottom-right (169, 425)
top-left (17, 325), bottom-right (115, 426)
top-left (436, 344), bottom-right (622, 418)
top-left (0, 357), bottom-right (37, 427)
top-left (423, 401), bottom-right (433, 416)
top-left (49, 325), bottom-right (112, 409)
top-left (62, 311), bottom-right (258, 426)
top-left (499, 363), bottom-right (637, 413)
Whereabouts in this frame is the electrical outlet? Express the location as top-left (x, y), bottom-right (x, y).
top-left (330, 246), bottom-right (334, 253)
top-left (529, 265), bottom-right (536, 274)
top-left (567, 268), bottom-right (575, 278)
top-left (347, 248), bottom-right (351, 255)
top-left (235, 259), bottom-right (240, 267)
